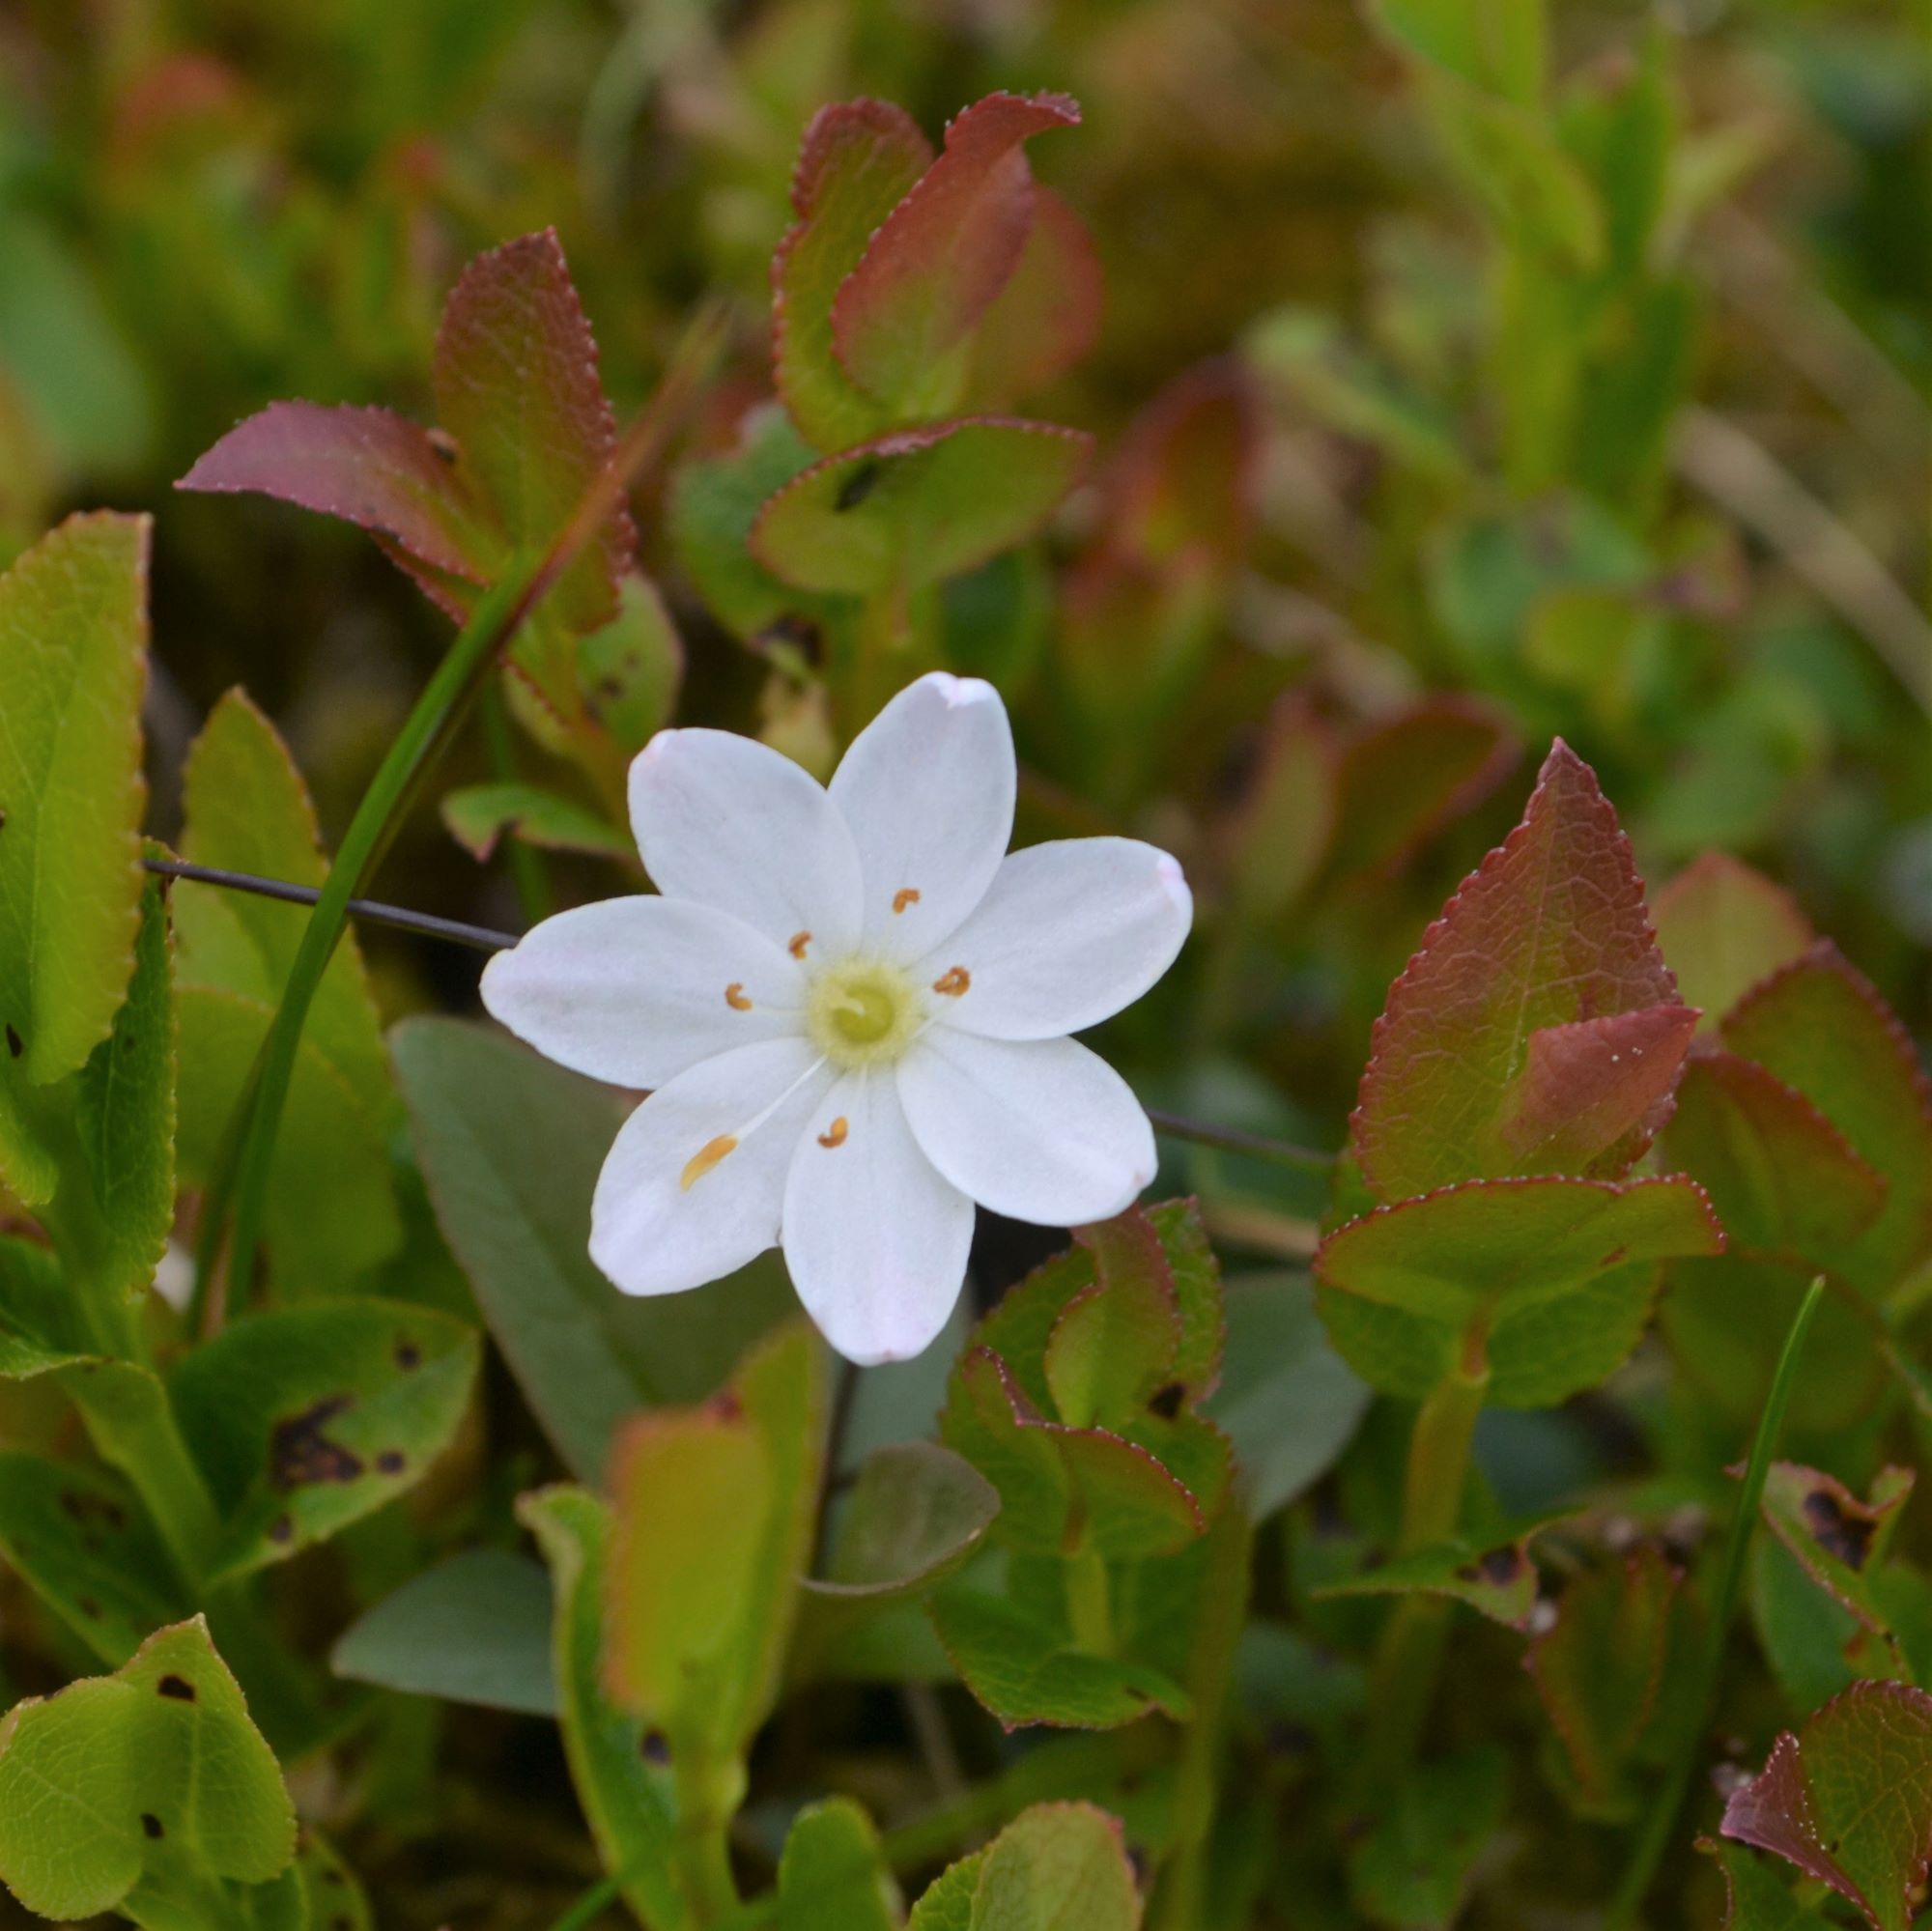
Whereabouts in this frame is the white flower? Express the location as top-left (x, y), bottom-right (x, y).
top-left (480, 672), bottom-right (1192, 1365)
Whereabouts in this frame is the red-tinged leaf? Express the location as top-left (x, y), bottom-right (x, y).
top-left (1721, 1680), bottom-right (1932, 1931)
top-left (773, 99), bottom-right (934, 454)
top-left (1143, 1198), bottom-right (1225, 1400)
top-left (1047, 1215), bottom-right (1181, 1431)
top-left (750, 418), bottom-right (1090, 595)
top-left (1315, 1530), bottom-right (1545, 1628)
top-left (1525, 1547), bottom-right (1684, 1819)
top-left (1497, 1004), bottom-right (1698, 1176)
top-left (1722, 945), bottom-right (1932, 1297)
top-left (1091, 356), bottom-right (1264, 572)
top-left (1654, 851), bottom-right (1813, 1033)
top-left (1314, 1174), bottom-right (1723, 1330)
top-left (831, 92), bottom-right (1082, 417)
top-left (1759, 1462), bottom-right (1914, 1648)
top-left (1224, 696), bottom-right (1339, 922)
top-left (1351, 741), bottom-right (1682, 1201)
top-left (432, 228), bottom-right (634, 636)
top-left (176, 401), bottom-right (496, 583)
top-left (1661, 1053), bottom-right (1887, 1264)
top-left (1320, 697), bottom-right (1520, 885)
top-left (962, 185), bottom-right (1104, 409)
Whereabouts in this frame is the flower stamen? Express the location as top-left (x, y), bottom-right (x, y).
top-left (724, 982), bottom-right (753, 1010)
top-left (788, 930), bottom-right (811, 958)
top-left (679, 1134), bottom-right (738, 1190)
top-left (893, 887), bottom-right (921, 914)
top-left (817, 1116), bottom-right (849, 1149)
top-left (931, 966), bottom-right (970, 997)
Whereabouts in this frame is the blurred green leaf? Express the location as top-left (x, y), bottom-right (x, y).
top-left (1348, 1744), bottom-right (1507, 1929)
top-left (440, 781), bottom-right (633, 864)
top-left (778, 1799), bottom-right (900, 1931)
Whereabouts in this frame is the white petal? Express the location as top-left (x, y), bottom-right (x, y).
top-left (828, 672), bottom-right (1015, 961)
top-left (896, 1031), bottom-right (1156, 1228)
top-left (629, 728), bottom-right (864, 954)
top-left (590, 1037), bottom-right (832, 1297)
top-left (919, 838), bottom-right (1192, 1041)
top-left (782, 1069), bottom-right (974, 1366)
top-left (480, 896), bottom-right (804, 1091)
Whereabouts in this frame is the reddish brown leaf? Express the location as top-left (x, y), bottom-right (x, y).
top-left (831, 92), bottom-right (1081, 414)
top-left (177, 401), bottom-right (496, 582)
top-left (1722, 1680), bottom-right (1932, 1931)
top-left (1352, 741), bottom-right (1682, 1201)
top-left (962, 185), bottom-right (1104, 408)
top-left (432, 228), bottom-right (634, 637)
top-left (1653, 852), bottom-right (1812, 1033)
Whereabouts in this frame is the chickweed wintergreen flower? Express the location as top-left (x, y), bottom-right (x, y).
top-left (481, 672), bottom-right (1192, 1364)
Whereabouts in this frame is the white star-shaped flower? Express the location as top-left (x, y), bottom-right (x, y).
top-left (480, 672), bottom-right (1192, 1365)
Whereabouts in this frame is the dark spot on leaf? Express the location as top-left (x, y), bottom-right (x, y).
top-left (1599, 1246), bottom-right (1628, 1269)
top-left (141, 1813), bottom-right (163, 1839)
top-left (835, 460), bottom-right (882, 512)
top-left (1803, 1490), bottom-right (1875, 1571)
top-left (271, 1395), bottom-right (365, 1490)
top-left (376, 1450), bottom-right (406, 1475)
top-left (269, 1514), bottom-right (294, 1544)
top-left (5, 1025), bottom-right (20, 1059)
top-left (79, 1596), bottom-right (100, 1619)
top-left (1148, 1381), bottom-right (1185, 1419)
top-left (1126, 1845), bottom-right (1149, 1887)
top-left (707, 1390), bottom-right (743, 1423)
top-left (322, 1867), bottom-right (346, 1887)
top-left (1478, 1545), bottom-right (1525, 1586)
top-left (333, 1918), bottom-right (352, 1930)
top-left (426, 427), bottom-right (459, 465)
top-left (640, 1728), bottom-right (671, 1765)
top-left (395, 1340), bottom-right (421, 1371)
top-left (157, 1674), bottom-right (195, 1701)
top-left (753, 612), bottom-right (825, 667)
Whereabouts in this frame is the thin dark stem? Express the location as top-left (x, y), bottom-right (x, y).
top-left (1144, 1106), bottom-right (1336, 1174)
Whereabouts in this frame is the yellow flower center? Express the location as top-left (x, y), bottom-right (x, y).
top-left (805, 958), bottom-right (924, 1068)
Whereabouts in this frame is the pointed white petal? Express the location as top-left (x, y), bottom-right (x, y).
top-left (782, 1069), bottom-right (974, 1366)
top-left (920, 838), bottom-right (1192, 1041)
top-left (896, 1031), bottom-right (1156, 1227)
top-left (828, 672), bottom-right (1015, 961)
top-left (590, 1037), bottom-right (832, 1297)
top-left (629, 727), bottom-right (864, 954)
top-left (480, 896), bottom-right (805, 1090)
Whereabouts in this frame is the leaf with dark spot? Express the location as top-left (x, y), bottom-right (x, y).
top-left (1759, 1462), bottom-right (1914, 1653)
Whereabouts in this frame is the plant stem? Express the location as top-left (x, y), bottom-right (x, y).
top-left (1064, 1542), bottom-right (1116, 1657)
top-left (675, 1752), bottom-right (746, 1924)
top-left (1143, 1106), bottom-right (1337, 1176)
top-left (1607, 1275), bottom-right (1825, 1930)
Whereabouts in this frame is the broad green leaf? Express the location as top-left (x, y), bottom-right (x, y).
top-left (1431, 86), bottom-right (1605, 268)
top-left (1722, 946), bottom-right (1932, 1298)
top-left (440, 781), bottom-right (633, 864)
top-left (778, 1799), bottom-right (900, 1931)
top-left (1136, 1201), bottom-right (1225, 1399)
top-left (1661, 1053), bottom-right (1886, 1264)
top-left (1374, 0), bottom-right (1544, 102)
top-left (830, 93), bottom-right (1081, 421)
top-left (331, 1548), bottom-right (557, 1717)
top-left (1750, 1532), bottom-right (1860, 1717)
top-left (1316, 1529), bottom-right (1544, 1628)
top-left (909, 1852), bottom-right (986, 1931)
top-left (1721, 1680), bottom-right (1932, 1931)
top-left (1758, 1463), bottom-right (1914, 1657)
top-left (1204, 1274), bottom-right (1369, 1520)
top-left (0, 1617), bottom-right (295, 1924)
top-left (393, 1017), bottom-right (793, 1477)
top-left (519, 1487), bottom-right (685, 1931)
top-left (967, 1802), bottom-right (1142, 1930)
top-left (0, 1453), bottom-right (186, 1664)
top-left (1224, 697), bottom-right (1337, 923)
top-left (774, 100), bottom-right (932, 452)
top-left (1652, 852), bottom-right (1812, 1033)
top-left (0, 1233), bottom-right (83, 1375)
top-left (1046, 1218), bottom-right (1182, 1431)
top-left (290, 1832), bottom-right (373, 1930)
top-left (176, 688), bottom-right (392, 1123)
top-left (751, 420), bottom-right (1090, 597)
top-left (575, 574), bottom-right (685, 759)
top-left (1704, 1837), bottom-right (1836, 1930)
top-left (167, 1297), bottom-right (480, 1581)
top-left (0, 511), bottom-right (149, 1200)
top-left (1351, 743), bottom-right (1689, 1201)
top-left (815, 1442), bottom-right (1000, 1598)
top-left (174, 985), bottom-right (402, 1296)
top-left (1316, 1175), bottom-right (1722, 1329)
top-left (1524, 1548), bottom-right (1683, 1819)
top-left (1348, 1745), bottom-right (1507, 1929)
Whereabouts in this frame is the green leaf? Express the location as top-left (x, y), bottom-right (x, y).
top-left (166, 1297), bottom-right (480, 1582)
top-left (0, 511), bottom-right (150, 1201)
top-left (1749, 1532), bottom-right (1860, 1718)
top-left (816, 1442), bottom-right (1000, 1599)
top-left (908, 1850), bottom-right (987, 1931)
top-left (1316, 1529), bottom-right (1544, 1628)
top-left (1204, 1274), bottom-right (1369, 1520)
top-left (1525, 1547), bottom-right (1684, 1819)
top-left (1758, 1463), bottom-right (1915, 1658)
top-left (1348, 1745), bottom-right (1507, 1929)
top-left (608, 1322), bottom-right (828, 1758)
top-left (0, 1617), bottom-right (296, 1924)
top-left (175, 688), bottom-right (392, 1123)
top-left (0, 1233), bottom-right (85, 1375)
top-left (751, 419), bottom-right (1090, 597)
top-left (1652, 852), bottom-right (1812, 1035)
top-left (1351, 743), bottom-right (1690, 1202)
top-left (774, 100), bottom-right (932, 452)
top-left (0, 1453), bottom-right (187, 1664)
top-left (575, 574), bottom-right (685, 760)
top-left (1430, 86), bottom-right (1605, 268)
top-left (1374, 0), bottom-right (1544, 102)
top-left (519, 1486), bottom-right (686, 1931)
top-left (392, 1016), bottom-right (794, 1478)
top-left (1046, 1219), bottom-right (1182, 1431)
top-left (440, 781), bottom-right (633, 864)
top-left (330, 1548), bottom-right (557, 1717)
top-left (1721, 1680), bottom-right (1932, 1931)
top-left (1703, 1837), bottom-right (1836, 1930)
top-left (778, 1799), bottom-right (900, 1931)
top-left (290, 1832), bottom-right (374, 1931)
top-left (966, 1802), bottom-right (1143, 1930)
top-left (1722, 946), bottom-right (1932, 1298)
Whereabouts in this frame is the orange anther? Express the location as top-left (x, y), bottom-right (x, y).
top-left (724, 982), bottom-right (753, 1010)
top-left (893, 887), bottom-right (921, 914)
top-left (817, 1116), bottom-right (849, 1149)
top-left (788, 930), bottom-right (811, 959)
top-left (679, 1134), bottom-right (738, 1190)
top-left (931, 966), bottom-right (971, 997)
